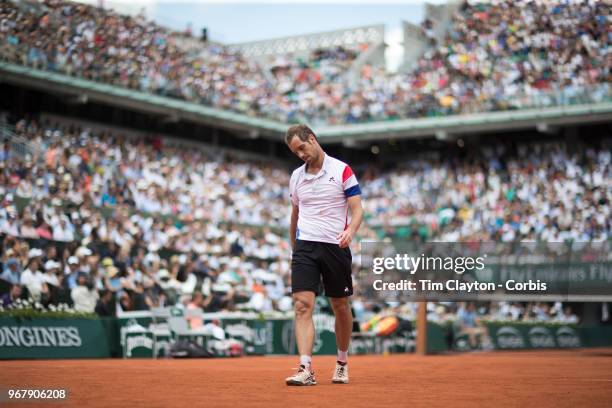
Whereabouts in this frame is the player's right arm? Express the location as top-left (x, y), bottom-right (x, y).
top-left (289, 203), bottom-right (299, 251)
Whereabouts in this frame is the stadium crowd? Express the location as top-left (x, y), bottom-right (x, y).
top-left (0, 115), bottom-right (610, 321)
top-left (0, 117), bottom-right (297, 315)
top-left (340, 0), bottom-right (611, 123)
top-left (0, 0), bottom-right (609, 124)
top-left (0, 0), bottom-right (274, 116)
top-left (0, 0), bottom-right (610, 324)
top-left (424, 301), bottom-right (580, 325)
top-left (265, 46), bottom-right (362, 124)
top-left (361, 141), bottom-right (611, 242)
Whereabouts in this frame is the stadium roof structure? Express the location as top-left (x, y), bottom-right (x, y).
top-left (227, 24), bottom-right (385, 59)
top-left (227, 24), bottom-right (387, 88)
top-left (2, 61), bottom-right (611, 144)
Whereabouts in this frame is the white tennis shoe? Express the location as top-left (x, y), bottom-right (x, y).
top-left (286, 365), bottom-right (317, 386)
top-left (332, 362), bottom-right (349, 384)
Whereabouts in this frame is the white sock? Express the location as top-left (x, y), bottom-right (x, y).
top-left (337, 349), bottom-right (348, 363)
top-left (300, 355), bottom-right (311, 367)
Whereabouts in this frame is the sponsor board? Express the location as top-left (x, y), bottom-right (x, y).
top-left (124, 332), bottom-right (154, 358)
top-left (0, 326), bottom-right (82, 348)
top-left (486, 323), bottom-right (582, 350)
top-left (0, 317), bottom-right (109, 359)
top-left (528, 326), bottom-right (556, 348)
top-left (495, 326), bottom-right (526, 349)
top-left (555, 326), bottom-right (581, 348)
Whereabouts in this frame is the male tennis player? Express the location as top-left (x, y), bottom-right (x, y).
top-left (284, 124), bottom-right (363, 386)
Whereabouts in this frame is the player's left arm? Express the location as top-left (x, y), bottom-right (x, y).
top-left (337, 194), bottom-right (363, 248)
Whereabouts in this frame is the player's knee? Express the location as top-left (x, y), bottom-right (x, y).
top-left (294, 298), bottom-right (313, 318)
top-left (330, 298), bottom-right (351, 315)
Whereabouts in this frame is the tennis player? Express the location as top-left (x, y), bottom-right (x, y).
top-left (284, 124), bottom-right (363, 386)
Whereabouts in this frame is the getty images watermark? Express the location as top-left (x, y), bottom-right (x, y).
top-left (371, 253), bottom-right (547, 293)
top-left (358, 242), bottom-right (611, 301)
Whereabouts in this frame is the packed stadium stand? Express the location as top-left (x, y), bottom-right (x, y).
top-left (1, 0), bottom-right (609, 125)
top-left (0, 114), bottom-right (609, 321)
top-left (0, 0), bottom-right (610, 334)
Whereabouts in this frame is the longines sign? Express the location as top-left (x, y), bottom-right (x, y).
top-left (0, 326), bottom-right (82, 348)
top-left (0, 318), bottom-right (110, 358)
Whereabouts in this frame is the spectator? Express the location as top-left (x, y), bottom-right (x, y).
top-left (0, 283), bottom-right (22, 308)
top-left (457, 302), bottom-right (490, 349)
top-left (187, 291), bottom-right (204, 328)
top-left (63, 256), bottom-right (81, 290)
top-left (104, 264), bottom-right (122, 292)
top-left (203, 285), bottom-right (235, 313)
top-left (71, 272), bottom-right (99, 313)
top-left (20, 257), bottom-right (48, 302)
top-left (95, 290), bottom-right (115, 316)
top-left (246, 283), bottom-right (273, 312)
top-left (556, 306), bottom-right (579, 324)
top-left (142, 274), bottom-right (165, 309)
top-left (1, 254), bottom-right (21, 285)
top-left (43, 260), bottom-right (61, 287)
top-left (118, 290), bottom-right (134, 312)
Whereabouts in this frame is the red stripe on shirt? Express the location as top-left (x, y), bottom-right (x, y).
top-left (342, 165), bottom-right (354, 183)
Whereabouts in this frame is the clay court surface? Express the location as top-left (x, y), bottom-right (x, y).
top-left (2, 349), bottom-right (612, 408)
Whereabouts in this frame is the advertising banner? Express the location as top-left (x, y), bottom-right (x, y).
top-left (485, 322), bottom-right (582, 350)
top-left (0, 317), bottom-right (110, 359)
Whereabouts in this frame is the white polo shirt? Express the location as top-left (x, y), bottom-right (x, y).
top-left (289, 154), bottom-right (361, 244)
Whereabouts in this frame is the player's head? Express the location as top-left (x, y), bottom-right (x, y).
top-left (285, 124), bottom-right (322, 166)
